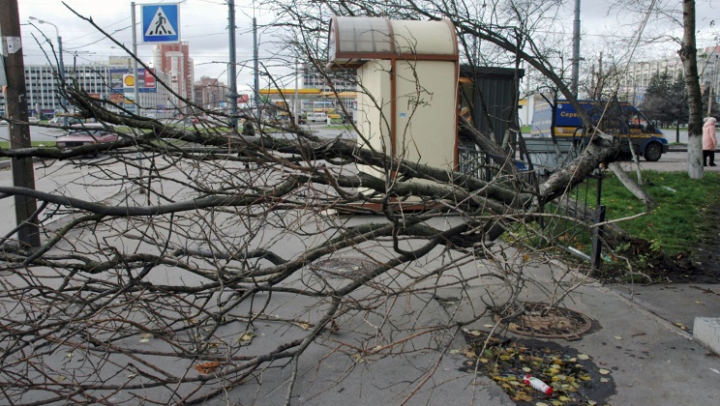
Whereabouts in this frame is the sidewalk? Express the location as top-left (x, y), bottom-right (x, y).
top-left (1, 161), bottom-right (719, 406)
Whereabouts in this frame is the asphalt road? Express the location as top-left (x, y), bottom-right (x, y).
top-left (0, 124), bottom-right (64, 143)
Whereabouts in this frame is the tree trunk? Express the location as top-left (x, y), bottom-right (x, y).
top-left (679, 0), bottom-right (704, 179)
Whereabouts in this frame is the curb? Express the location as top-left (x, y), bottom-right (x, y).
top-left (694, 317), bottom-right (720, 354)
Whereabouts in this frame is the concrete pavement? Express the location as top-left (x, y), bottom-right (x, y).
top-left (0, 159), bottom-right (719, 406)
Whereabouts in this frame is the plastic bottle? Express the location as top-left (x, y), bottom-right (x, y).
top-left (523, 374), bottom-right (553, 396)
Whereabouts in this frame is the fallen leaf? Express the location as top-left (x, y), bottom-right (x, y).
top-left (696, 301), bottom-right (703, 305)
top-left (351, 353), bottom-right (364, 364)
top-left (599, 369), bottom-right (611, 375)
top-left (239, 331), bottom-right (254, 342)
top-left (296, 322), bottom-right (312, 330)
top-left (577, 354), bottom-right (590, 360)
top-left (614, 336), bottom-right (622, 340)
top-left (710, 368), bottom-right (720, 374)
top-left (483, 324), bottom-right (495, 328)
top-left (558, 396), bottom-right (570, 402)
top-left (522, 367), bottom-right (532, 373)
top-left (57, 375), bottom-right (66, 381)
top-left (588, 401), bottom-right (598, 406)
top-left (194, 361), bottom-right (221, 375)
top-left (536, 403), bottom-right (549, 406)
top-left (674, 322), bottom-right (687, 331)
top-left (600, 377), bottom-right (610, 383)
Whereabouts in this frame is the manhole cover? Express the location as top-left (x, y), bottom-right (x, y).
top-left (494, 302), bottom-right (593, 340)
top-left (309, 257), bottom-right (377, 280)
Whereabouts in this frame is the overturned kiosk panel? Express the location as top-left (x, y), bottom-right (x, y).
top-left (328, 16), bottom-right (459, 190)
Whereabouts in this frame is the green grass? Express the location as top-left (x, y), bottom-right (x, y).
top-left (588, 170), bottom-right (720, 255)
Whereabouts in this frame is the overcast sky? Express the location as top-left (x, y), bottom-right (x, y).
top-left (10, 0), bottom-right (720, 92)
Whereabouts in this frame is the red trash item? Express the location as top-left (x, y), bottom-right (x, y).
top-left (523, 374), bottom-right (553, 396)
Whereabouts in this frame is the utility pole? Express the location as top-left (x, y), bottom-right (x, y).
top-left (294, 58), bottom-right (299, 125)
top-left (131, 2), bottom-right (140, 116)
top-left (0, 0), bottom-right (41, 247)
top-left (253, 2), bottom-right (260, 119)
top-left (708, 54), bottom-right (718, 117)
top-left (228, 0), bottom-right (238, 132)
top-left (571, 0), bottom-right (581, 97)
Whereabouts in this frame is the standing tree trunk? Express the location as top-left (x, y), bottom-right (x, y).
top-left (679, 0), bottom-right (704, 179)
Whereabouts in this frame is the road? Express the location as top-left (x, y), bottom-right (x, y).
top-left (0, 124), bottom-right (64, 143)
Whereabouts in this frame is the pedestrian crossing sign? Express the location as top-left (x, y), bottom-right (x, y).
top-left (142, 4), bottom-right (180, 43)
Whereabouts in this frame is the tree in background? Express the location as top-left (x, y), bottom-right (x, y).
top-left (641, 71), bottom-right (690, 143)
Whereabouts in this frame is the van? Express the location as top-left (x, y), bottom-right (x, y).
top-left (306, 112), bottom-right (328, 123)
top-left (529, 99), bottom-right (669, 168)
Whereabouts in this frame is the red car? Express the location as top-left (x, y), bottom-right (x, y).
top-left (55, 123), bottom-right (119, 155)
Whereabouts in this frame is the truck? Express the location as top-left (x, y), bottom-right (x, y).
top-left (528, 98), bottom-right (669, 170)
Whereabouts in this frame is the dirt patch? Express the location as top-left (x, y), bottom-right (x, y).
top-left (599, 204), bottom-right (720, 283)
top-left (458, 330), bottom-right (616, 405)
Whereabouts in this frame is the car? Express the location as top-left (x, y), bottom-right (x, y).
top-left (28, 117), bottom-right (40, 123)
top-left (0, 120), bottom-right (8, 126)
top-left (55, 123), bottom-right (119, 156)
top-left (306, 112), bottom-right (328, 123)
top-left (48, 117), bottom-right (63, 126)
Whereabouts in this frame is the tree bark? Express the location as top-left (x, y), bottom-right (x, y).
top-left (679, 0), bottom-right (705, 179)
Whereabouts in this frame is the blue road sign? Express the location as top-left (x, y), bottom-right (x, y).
top-left (142, 4), bottom-right (180, 43)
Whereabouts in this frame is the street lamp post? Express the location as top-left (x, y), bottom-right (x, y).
top-left (29, 16), bottom-right (65, 111)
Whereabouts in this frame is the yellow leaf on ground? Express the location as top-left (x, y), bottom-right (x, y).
top-left (240, 331), bottom-right (254, 342)
top-left (600, 377), bottom-right (610, 383)
top-left (599, 369), bottom-right (611, 375)
top-left (577, 354), bottom-right (590, 360)
top-left (614, 336), bottom-right (622, 340)
top-left (523, 367), bottom-right (532, 373)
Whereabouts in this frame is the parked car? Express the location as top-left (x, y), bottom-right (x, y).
top-left (28, 117), bottom-right (40, 123)
top-left (0, 120), bottom-right (8, 126)
top-left (55, 123), bottom-right (119, 157)
top-left (306, 112), bottom-right (328, 123)
top-left (48, 117), bottom-right (63, 126)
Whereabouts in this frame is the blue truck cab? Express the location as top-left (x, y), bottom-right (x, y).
top-left (530, 99), bottom-right (669, 162)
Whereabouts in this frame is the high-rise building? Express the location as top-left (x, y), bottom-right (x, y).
top-left (194, 76), bottom-right (226, 110)
top-left (302, 62), bottom-right (356, 92)
top-left (153, 42), bottom-right (194, 110)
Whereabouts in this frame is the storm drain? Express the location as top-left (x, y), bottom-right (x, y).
top-left (309, 257), bottom-right (378, 280)
top-left (494, 301), bottom-right (594, 341)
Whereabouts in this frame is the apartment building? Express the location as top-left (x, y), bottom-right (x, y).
top-left (0, 59), bottom-right (175, 118)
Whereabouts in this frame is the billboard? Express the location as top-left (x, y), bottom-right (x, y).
top-left (109, 68), bottom-right (157, 93)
